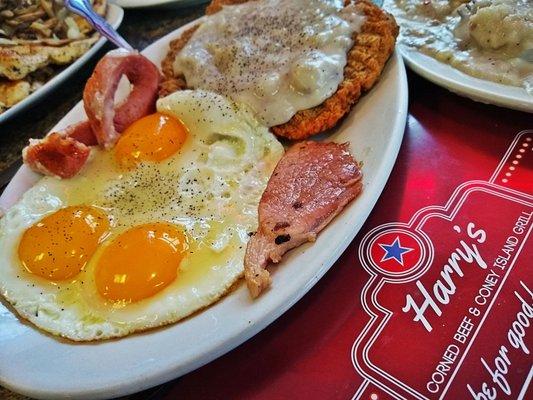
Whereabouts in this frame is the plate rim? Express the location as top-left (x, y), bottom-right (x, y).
top-left (398, 45), bottom-right (533, 113)
top-left (0, 4), bottom-right (124, 125)
top-left (0, 17), bottom-right (408, 399)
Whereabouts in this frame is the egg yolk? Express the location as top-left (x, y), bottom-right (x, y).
top-left (115, 113), bottom-right (188, 168)
top-left (18, 206), bottom-right (110, 281)
top-left (95, 222), bottom-right (188, 304)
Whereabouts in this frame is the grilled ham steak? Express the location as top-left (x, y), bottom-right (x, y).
top-left (244, 141), bottom-right (363, 298)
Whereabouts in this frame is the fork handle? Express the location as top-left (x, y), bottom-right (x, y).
top-left (66, 0), bottom-right (134, 51)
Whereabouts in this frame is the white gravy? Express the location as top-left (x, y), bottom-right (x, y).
top-left (385, 0), bottom-right (533, 93)
top-left (173, 0), bottom-right (365, 127)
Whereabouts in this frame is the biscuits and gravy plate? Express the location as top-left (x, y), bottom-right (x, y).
top-left (0, 0), bottom-right (407, 398)
top-left (384, 0), bottom-right (533, 112)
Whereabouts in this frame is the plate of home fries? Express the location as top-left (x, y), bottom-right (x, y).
top-left (0, 0), bottom-right (124, 123)
top-left (0, 1), bottom-right (408, 398)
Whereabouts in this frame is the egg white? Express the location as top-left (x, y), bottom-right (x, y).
top-left (0, 90), bottom-right (283, 341)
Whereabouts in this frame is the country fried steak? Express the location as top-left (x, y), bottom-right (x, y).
top-left (244, 141), bottom-right (363, 297)
top-left (160, 0), bottom-right (398, 140)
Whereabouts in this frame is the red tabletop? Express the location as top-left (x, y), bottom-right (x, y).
top-left (154, 72), bottom-right (532, 400)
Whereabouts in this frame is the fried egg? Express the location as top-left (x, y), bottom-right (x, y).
top-left (0, 90), bottom-right (283, 341)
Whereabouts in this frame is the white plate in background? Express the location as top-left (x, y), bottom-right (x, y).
top-left (381, 0), bottom-right (532, 113)
top-left (401, 47), bottom-right (533, 113)
top-left (0, 18), bottom-right (408, 400)
top-left (0, 4), bottom-right (125, 125)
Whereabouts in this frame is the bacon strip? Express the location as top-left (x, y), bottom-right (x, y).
top-left (63, 120), bottom-right (98, 146)
top-left (83, 49), bottom-right (160, 149)
top-left (244, 141), bottom-right (363, 298)
top-left (23, 50), bottom-right (160, 178)
top-left (23, 131), bottom-right (92, 179)
top-left (22, 121), bottom-right (96, 179)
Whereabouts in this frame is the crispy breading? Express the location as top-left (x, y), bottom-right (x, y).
top-left (160, 0), bottom-right (398, 139)
top-left (274, 0), bottom-right (398, 139)
top-left (205, 0), bottom-right (251, 14)
top-left (159, 26), bottom-right (199, 98)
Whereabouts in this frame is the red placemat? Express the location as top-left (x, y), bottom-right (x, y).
top-left (156, 74), bottom-right (532, 400)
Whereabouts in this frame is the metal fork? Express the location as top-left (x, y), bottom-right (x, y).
top-left (64, 0), bottom-right (134, 51)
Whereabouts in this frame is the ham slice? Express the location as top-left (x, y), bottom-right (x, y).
top-left (63, 120), bottom-right (98, 146)
top-left (244, 141), bottom-right (363, 298)
top-left (83, 49), bottom-right (160, 149)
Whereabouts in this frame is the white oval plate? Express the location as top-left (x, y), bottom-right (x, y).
top-left (113, 0), bottom-right (208, 9)
top-left (0, 19), bottom-right (408, 400)
top-left (0, 4), bottom-right (124, 125)
top-left (400, 47), bottom-right (533, 113)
